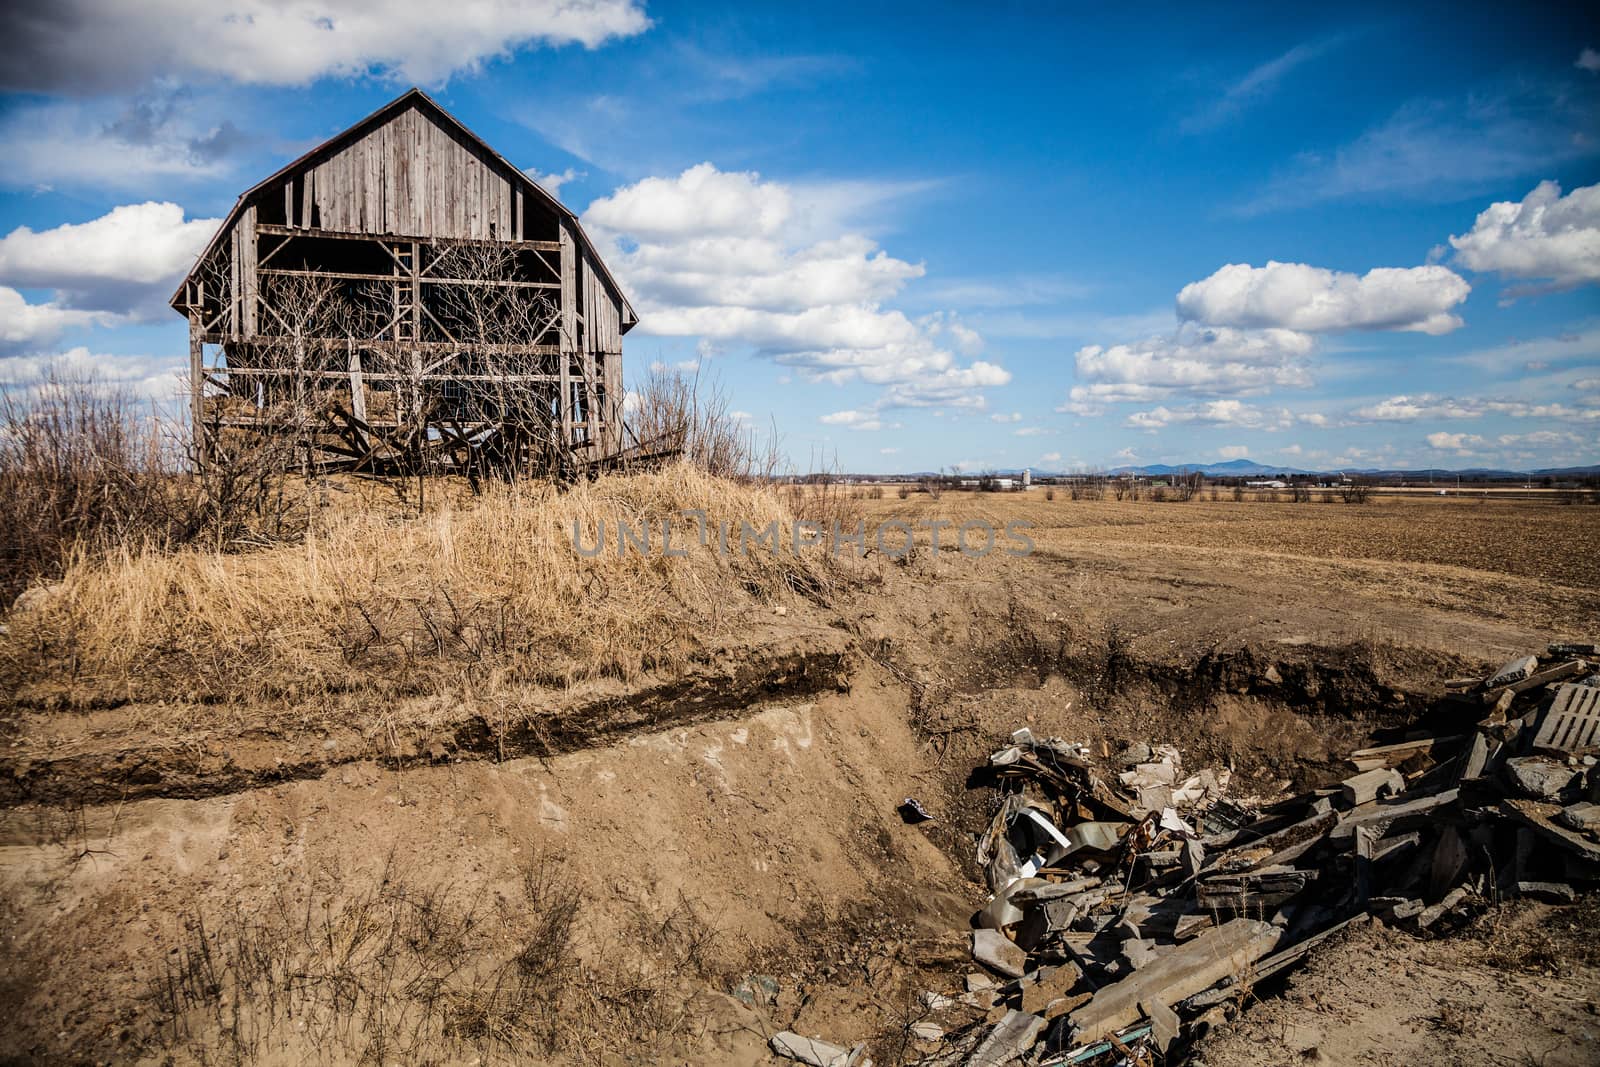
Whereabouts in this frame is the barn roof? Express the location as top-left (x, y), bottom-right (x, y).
top-left (171, 87), bottom-right (636, 332)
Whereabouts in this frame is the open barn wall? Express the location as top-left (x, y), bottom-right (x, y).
top-left (172, 90), bottom-right (636, 479)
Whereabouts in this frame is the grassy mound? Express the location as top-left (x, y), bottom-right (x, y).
top-left (3, 464), bottom-right (853, 708)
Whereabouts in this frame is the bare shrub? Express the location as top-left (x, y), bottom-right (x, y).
top-left (1291, 485), bottom-right (1312, 503)
top-left (0, 372), bottom-right (169, 604)
top-left (0, 370), bottom-right (303, 607)
top-left (624, 365), bottom-right (779, 482)
top-left (1045, 488), bottom-right (1055, 501)
top-left (1340, 480), bottom-right (1373, 504)
top-left (1171, 470), bottom-right (1203, 501)
top-left (896, 486), bottom-right (909, 499)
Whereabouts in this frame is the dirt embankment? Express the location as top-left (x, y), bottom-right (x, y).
top-left (2, 493), bottom-right (1596, 1065)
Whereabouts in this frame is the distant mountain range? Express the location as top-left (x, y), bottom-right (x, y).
top-left (896, 458), bottom-right (1600, 479)
top-left (1105, 458), bottom-right (1309, 477)
top-left (1097, 458), bottom-right (1600, 478)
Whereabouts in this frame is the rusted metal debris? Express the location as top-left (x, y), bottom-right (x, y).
top-left (906, 643), bottom-right (1600, 1066)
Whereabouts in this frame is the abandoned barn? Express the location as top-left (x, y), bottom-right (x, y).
top-left (172, 88), bottom-right (637, 476)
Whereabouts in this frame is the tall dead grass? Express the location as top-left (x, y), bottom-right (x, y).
top-left (150, 849), bottom-right (724, 1065)
top-left (2, 462), bottom-right (863, 707)
top-left (0, 370), bottom-right (313, 606)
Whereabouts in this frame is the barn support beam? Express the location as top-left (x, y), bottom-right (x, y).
top-left (188, 313), bottom-right (206, 469)
top-left (558, 220), bottom-right (577, 453)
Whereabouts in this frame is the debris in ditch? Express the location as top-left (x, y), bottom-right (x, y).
top-left (732, 973), bottom-right (780, 1008)
top-left (901, 797), bottom-right (936, 823)
top-left (769, 1031), bottom-right (868, 1067)
top-left (902, 645), bottom-right (1600, 1065)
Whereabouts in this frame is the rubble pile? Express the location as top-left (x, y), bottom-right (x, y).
top-left (809, 642), bottom-right (1600, 1067)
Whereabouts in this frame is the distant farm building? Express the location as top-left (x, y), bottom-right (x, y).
top-left (172, 89), bottom-right (637, 477)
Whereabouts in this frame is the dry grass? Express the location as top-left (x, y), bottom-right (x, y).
top-left (2, 462), bottom-right (864, 708)
top-left (149, 849), bottom-right (724, 1065)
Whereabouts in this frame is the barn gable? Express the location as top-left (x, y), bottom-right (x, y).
top-left (173, 89), bottom-right (640, 476)
top-left (174, 88), bottom-right (635, 330)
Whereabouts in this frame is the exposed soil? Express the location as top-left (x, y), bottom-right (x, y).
top-left (1, 493), bottom-right (1596, 1064)
top-left (1192, 902), bottom-right (1600, 1067)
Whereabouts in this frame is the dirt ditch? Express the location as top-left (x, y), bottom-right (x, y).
top-left (8, 593), bottom-right (1590, 1067)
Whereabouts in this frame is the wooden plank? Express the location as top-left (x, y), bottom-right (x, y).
top-left (189, 315), bottom-right (205, 465)
top-left (348, 342), bottom-right (367, 426)
top-left (1483, 660), bottom-right (1589, 704)
top-left (1068, 919), bottom-right (1281, 1043)
top-left (227, 219), bottom-right (239, 339)
top-left (254, 223), bottom-right (559, 251)
top-left (195, 335), bottom-right (560, 355)
top-left (258, 266), bottom-right (557, 289)
top-left (239, 204), bottom-right (258, 336)
top-left (559, 220), bottom-right (576, 447)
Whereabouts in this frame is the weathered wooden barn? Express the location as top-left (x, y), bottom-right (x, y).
top-left (172, 88), bottom-right (637, 476)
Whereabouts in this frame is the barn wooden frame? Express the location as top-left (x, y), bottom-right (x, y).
top-left (172, 89), bottom-right (638, 477)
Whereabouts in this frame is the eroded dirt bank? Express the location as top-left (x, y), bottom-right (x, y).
top-left (2, 519), bottom-right (1597, 1065)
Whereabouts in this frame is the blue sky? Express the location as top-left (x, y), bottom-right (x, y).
top-left (1, 0), bottom-right (1597, 472)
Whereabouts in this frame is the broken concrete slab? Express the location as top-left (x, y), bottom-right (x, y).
top-left (1141, 997), bottom-right (1181, 1056)
top-left (965, 1010), bottom-right (1046, 1067)
top-left (971, 929), bottom-right (1028, 979)
top-left (1516, 880), bottom-right (1576, 903)
top-left (770, 1031), bottom-right (859, 1067)
top-left (1331, 788), bottom-right (1460, 840)
top-left (1120, 761), bottom-right (1177, 788)
top-left (1197, 868), bottom-right (1313, 912)
top-left (1121, 938), bottom-right (1161, 970)
top-left (1043, 991), bottom-right (1093, 1020)
top-left (1380, 897), bottom-right (1424, 920)
top-left (1556, 801), bottom-right (1600, 835)
top-left (1502, 797), bottom-right (1600, 862)
top-left (1486, 655), bottom-right (1538, 689)
top-left (1370, 831), bottom-right (1422, 864)
top-left (1008, 876), bottom-right (1101, 904)
top-left (1483, 659), bottom-right (1589, 704)
top-left (1019, 964), bottom-right (1081, 1015)
top-left (1342, 767), bottom-right (1405, 806)
top-left (1503, 756), bottom-right (1579, 799)
top-left (1416, 886), bottom-right (1468, 929)
top-left (1347, 735), bottom-right (1464, 772)
top-left (1460, 732), bottom-right (1490, 781)
top-left (1067, 918), bottom-right (1281, 1044)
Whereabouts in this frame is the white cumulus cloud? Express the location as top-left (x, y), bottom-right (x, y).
top-left (1426, 431), bottom-right (1484, 452)
top-left (1073, 323), bottom-right (1315, 401)
top-left (1125, 399), bottom-right (1294, 431)
top-left (0, 0), bottom-right (651, 91)
top-left (583, 163), bottom-right (1009, 409)
top-left (1353, 393), bottom-right (1599, 423)
top-left (1449, 180), bottom-right (1600, 290)
top-left (0, 288), bottom-right (108, 354)
top-left (0, 202), bottom-right (218, 317)
top-left (1177, 260), bottom-right (1469, 335)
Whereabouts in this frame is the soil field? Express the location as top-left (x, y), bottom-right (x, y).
top-left (2, 486), bottom-right (1597, 1065)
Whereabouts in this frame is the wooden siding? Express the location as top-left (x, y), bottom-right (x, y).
top-left (300, 104), bottom-right (519, 241)
top-left (581, 249), bottom-right (624, 356)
